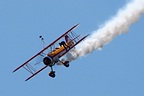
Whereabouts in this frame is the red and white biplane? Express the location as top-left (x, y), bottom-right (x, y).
top-left (13, 24), bottom-right (89, 81)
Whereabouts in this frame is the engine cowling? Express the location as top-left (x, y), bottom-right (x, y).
top-left (43, 56), bottom-right (53, 66)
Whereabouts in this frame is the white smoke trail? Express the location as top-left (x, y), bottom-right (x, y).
top-left (66, 0), bottom-right (144, 61)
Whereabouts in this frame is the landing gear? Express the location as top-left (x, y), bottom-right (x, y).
top-left (49, 67), bottom-right (55, 78)
top-left (47, 60), bottom-right (70, 78)
top-left (49, 71), bottom-right (55, 78)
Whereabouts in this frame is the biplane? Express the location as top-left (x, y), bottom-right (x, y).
top-left (13, 24), bottom-right (89, 81)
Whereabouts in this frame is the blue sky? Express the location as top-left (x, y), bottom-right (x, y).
top-left (0, 0), bottom-right (144, 96)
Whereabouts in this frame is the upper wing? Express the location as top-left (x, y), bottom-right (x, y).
top-left (13, 24), bottom-right (79, 73)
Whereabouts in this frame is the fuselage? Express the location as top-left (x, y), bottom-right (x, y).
top-left (43, 41), bottom-right (74, 66)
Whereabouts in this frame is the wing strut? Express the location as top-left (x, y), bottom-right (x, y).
top-left (25, 65), bottom-right (48, 81)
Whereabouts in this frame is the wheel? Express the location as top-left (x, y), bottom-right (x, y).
top-left (63, 61), bottom-right (69, 67)
top-left (65, 63), bottom-right (69, 67)
top-left (49, 71), bottom-right (55, 78)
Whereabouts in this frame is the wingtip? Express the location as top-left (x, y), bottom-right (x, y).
top-left (12, 70), bottom-right (16, 73)
top-left (25, 79), bottom-right (28, 82)
top-left (76, 23), bottom-right (80, 26)
top-left (86, 34), bottom-right (90, 37)
top-left (25, 78), bottom-right (29, 81)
